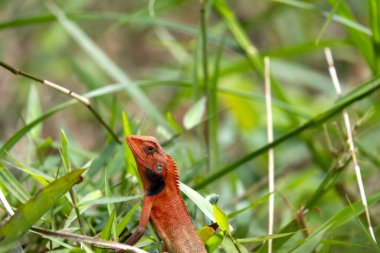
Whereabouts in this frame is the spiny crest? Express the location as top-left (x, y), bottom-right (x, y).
top-left (167, 155), bottom-right (180, 190)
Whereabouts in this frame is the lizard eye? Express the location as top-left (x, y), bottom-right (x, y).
top-left (145, 145), bottom-right (155, 155)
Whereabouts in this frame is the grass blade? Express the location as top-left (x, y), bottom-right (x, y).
top-left (116, 202), bottom-right (140, 237)
top-left (368, 0), bottom-right (380, 73)
top-left (326, 0), bottom-right (375, 72)
top-left (5, 152), bottom-right (52, 185)
top-left (195, 76), bottom-right (380, 189)
top-left (47, 3), bottom-right (174, 135)
top-left (60, 130), bottom-right (71, 172)
top-left (290, 192), bottom-right (380, 253)
top-left (122, 112), bottom-right (139, 182)
top-left (237, 232), bottom-right (295, 244)
top-left (94, 210), bottom-right (116, 253)
top-left (0, 166), bottom-right (31, 203)
top-left (180, 182), bottom-right (215, 223)
top-left (183, 97), bottom-right (207, 130)
top-left (273, 0), bottom-right (372, 35)
top-left (0, 169), bottom-right (85, 248)
top-left (0, 101), bottom-right (73, 160)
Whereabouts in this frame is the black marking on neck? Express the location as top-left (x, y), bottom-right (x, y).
top-left (144, 167), bottom-right (165, 196)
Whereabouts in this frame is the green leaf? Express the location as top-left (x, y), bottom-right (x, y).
top-left (0, 101), bottom-right (73, 160)
top-left (237, 232), bottom-right (295, 243)
top-left (321, 239), bottom-right (371, 248)
top-left (368, 0), bottom-right (380, 73)
top-left (0, 166), bottom-right (30, 203)
top-left (197, 226), bottom-right (216, 244)
top-left (183, 96), bottom-right (206, 130)
top-left (179, 182), bottom-right (214, 222)
top-left (221, 234), bottom-right (246, 253)
top-left (94, 210), bottom-right (116, 253)
top-left (0, 77), bottom-right (129, 161)
top-left (0, 169), bottom-right (85, 247)
top-left (26, 84), bottom-right (42, 142)
top-left (213, 0), bottom-right (263, 76)
top-left (5, 151), bottom-right (52, 185)
top-left (213, 205), bottom-right (230, 234)
top-left (213, 0), bottom-right (301, 127)
top-left (181, 157), bottom-right (207, 184)
top-left (166, 112), bottom-right (183, 134)
top-left (122, 111), bottom-right (139, 184)
top-left (60, 129), bottom-right (71, 172)
top-left (206, 232), bottom-right (224, 253)
top-left (104, 168), bottom-right (117, 240)
top-left (64, 190), bottom-right (103, 229)
top-left (289, 226), bottom-right (330, 253)
top-left (207, 34), bottom-right (224, 172)
top-left (116, 202), bottom-right (140, 237)
top-left (273, 0), bottom-right (372, 35)
top-left (228, 193), bottom-right (271, 219)
top-left (326, 0), bottom-right (375, 71)
top-left (287, 192), bottom-right (380, 253)
top-left (78, 196), bottom-right (140, 207)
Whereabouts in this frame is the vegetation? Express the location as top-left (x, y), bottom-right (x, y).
top-left (0, 1), bottom-right (379, 252)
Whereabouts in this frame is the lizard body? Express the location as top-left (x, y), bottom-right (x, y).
top-left (125, 135), bottom-right (207, 253)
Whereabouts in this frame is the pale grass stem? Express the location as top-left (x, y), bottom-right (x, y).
top-left (265, 56), bottom-right (275, 253)
top-left (0, 188), bottom-right (14, 216)
top-left (324, 48), bottom-right (377, 243)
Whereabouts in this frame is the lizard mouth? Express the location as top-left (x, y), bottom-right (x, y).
top-left (126, 136), bottom-right (154, 172)
top-left (126, 136), bottom-right (140, 157)
top-left (126, 135), bottom-right (137, 148)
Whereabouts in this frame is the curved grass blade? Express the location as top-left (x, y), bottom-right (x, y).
top-left (0, 101), bottom-right (74, 160)
top-left (78, 196), bottom-right (140, 207)
top-left (46, 3), bottom-right (175, 136)
top-left (0, 166), bottom-right (31, 204)
top-left (213, 205), bottom-right (230, 234)
top-left (101, 80), bottom-right (308, 118)
top-left (5, 152), bottom-right (52, 185)
top-left (326, 0), bottom-right (375, 72)
top-left (273, 0), bottom-right (372, 36)
top-left (368, 0), bottom-right (380, 73)
top-left (116, 202), bottom-right (140, 237)
top-left (194, 76), bottom-right (380, 189)
top-left (0, 61), bottom-right (120, 144)
top-left (0, 78), bottom-right (127, 160)
top-left (180, 182), bottom-right (215, 223)
top-left (0, 169), bottom-right (85, 248)
top-left (94, 210), bottom-right (116, 253)
top-left (289, 192), bottom-right (380, 253)
top-left (183, 97), bottom-right (206, 130)
top-left (237, 232), bottom-right (295, 244)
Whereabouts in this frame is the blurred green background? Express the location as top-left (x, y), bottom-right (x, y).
top-left (0, 0), bottom-right (379, 252)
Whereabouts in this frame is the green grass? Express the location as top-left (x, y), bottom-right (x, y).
top-left (0, 1), bottom-right (379, 252)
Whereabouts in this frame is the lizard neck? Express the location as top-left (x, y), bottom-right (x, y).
top-left (137, 155), bottom-right (180, 196)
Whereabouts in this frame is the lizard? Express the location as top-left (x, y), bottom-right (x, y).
top-left (124, 135), bottom-right (207, 253)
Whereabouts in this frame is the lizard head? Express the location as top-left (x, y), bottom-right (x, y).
top-left (126, 135), bottom-right (169, 195)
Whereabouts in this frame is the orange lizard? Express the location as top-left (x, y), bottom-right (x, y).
top-left (124, 135), bottom-right (207, 253)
